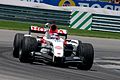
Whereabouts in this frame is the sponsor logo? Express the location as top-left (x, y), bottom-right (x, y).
top-left (55, 46), bottom-right (62, 49)
top-left (59, 0), bottom-right (75, 6)
top-left (31, 26), bottom-right (44, 31)
top-left (78, 2), bottom-right (120, 11)
top-left (57, 53), bottom-right (61, 55)
top-left (20, 0), bottom-right (43, 3)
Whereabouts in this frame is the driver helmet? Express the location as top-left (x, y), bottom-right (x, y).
top-left (49, 24), bottom-right (58, 33)
top-left (45, 23), bottom-right (50, 28)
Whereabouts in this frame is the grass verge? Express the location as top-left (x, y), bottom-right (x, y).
top-left (0, 20), bottom-right (120, 39)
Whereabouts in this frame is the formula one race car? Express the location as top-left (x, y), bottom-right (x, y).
top-left (13, 23), bottom-right (94, 70)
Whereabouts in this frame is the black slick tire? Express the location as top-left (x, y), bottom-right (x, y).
top-left (13, 33), bottom-right (24, 58)
top-left (19, 37), bottom-right (37, 63)
top-left (77, 43), bottom-right (94, 70)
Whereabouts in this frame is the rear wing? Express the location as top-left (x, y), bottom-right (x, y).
top-left (29, 26), bottom-right (67, 38)
top-left (29, 26), bottom-right (47, 34)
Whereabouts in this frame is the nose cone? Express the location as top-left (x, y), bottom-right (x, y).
top-left (53, 42), bottom-right (64, 57)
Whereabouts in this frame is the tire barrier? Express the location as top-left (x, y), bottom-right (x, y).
top-left (92, 14), bottom-right (120, 32)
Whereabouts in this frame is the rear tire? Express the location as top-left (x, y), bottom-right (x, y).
top-left (77, 43), bottom-right (94, 70)
top-left (13, 33), bottom-right (24, 58)
top-left (19, 37), bottom-right (37, 63)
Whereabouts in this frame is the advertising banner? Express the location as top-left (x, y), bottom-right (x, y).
top-left (20, 0), bottom-right (120, 11)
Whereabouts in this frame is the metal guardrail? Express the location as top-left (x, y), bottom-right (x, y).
top-left (0, 4), bottom-right (71, 25)
top-left (92, 14), bottom-right (120, 32)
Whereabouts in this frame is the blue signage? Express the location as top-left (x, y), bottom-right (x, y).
top-left (21, 0), bottom-right (120, 11)
top-left (76, 1), bottom-right (120, 11)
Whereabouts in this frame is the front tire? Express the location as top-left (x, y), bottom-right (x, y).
top-left (77, 43), bottom-right (94, 70)
top-left (19, 37), bottom-right (37, 63)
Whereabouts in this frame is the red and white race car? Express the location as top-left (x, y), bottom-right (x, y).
top-left (13, 23), bottom-right (94, 70)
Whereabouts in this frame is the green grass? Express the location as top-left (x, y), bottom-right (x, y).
top-left (0, 20), bottom-right (120, 39)
top-left (0, 20), bottom-right (43, 30)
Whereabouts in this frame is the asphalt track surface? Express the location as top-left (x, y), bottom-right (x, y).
top-left (0, 29), bottom-right (120, 80)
